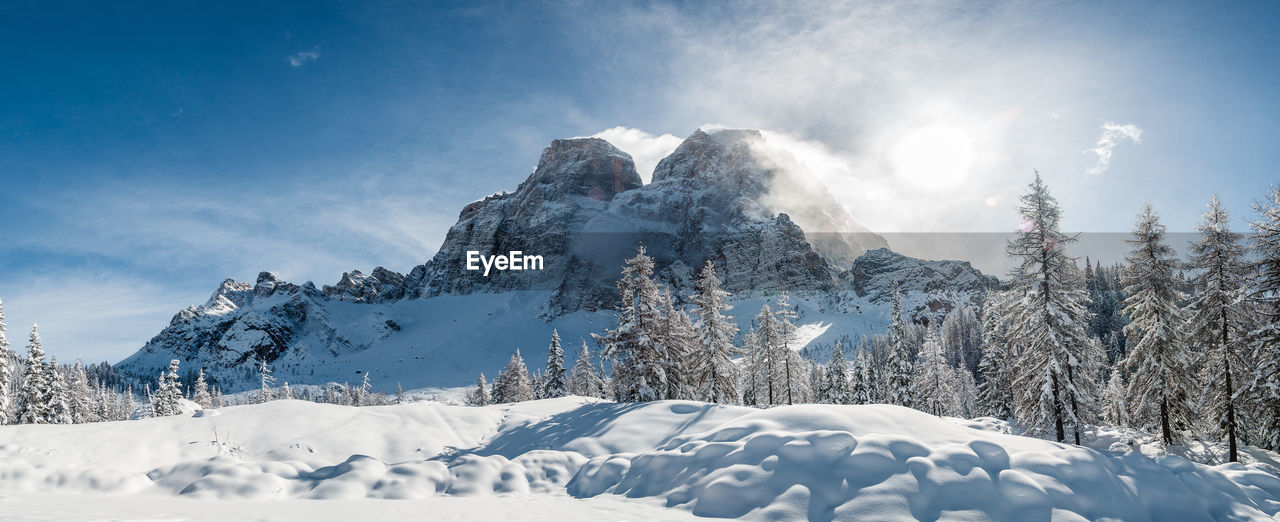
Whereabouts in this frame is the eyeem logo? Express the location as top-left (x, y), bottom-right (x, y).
top-left (466, 250), bottom-right (544, 276)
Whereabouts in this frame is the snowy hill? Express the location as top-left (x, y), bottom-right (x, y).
top-left (116, 129), bottom-right (996, 392)
top-left (0, 398), bottom-right (1276, 520)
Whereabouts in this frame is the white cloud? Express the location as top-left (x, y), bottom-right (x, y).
top-left (287, 50), bottom-right (320, 68)
top-left (588, 127), bottom-right (683, 183)
top-left (1085, 122), bottom-right (1143, 175)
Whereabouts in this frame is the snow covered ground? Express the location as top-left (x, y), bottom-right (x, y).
top-left (0, 397), bottom-right (1277, 520)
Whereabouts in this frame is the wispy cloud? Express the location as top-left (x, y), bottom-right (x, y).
top-left (1085, 122), bottom-right (1143, 175)
top-left (588, 127), bottom-right (683, 183)
top-left (287, 49), bottom-right (320, 68)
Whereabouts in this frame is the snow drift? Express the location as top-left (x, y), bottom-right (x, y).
top-left (0, 398), bottom-right (1277, 520)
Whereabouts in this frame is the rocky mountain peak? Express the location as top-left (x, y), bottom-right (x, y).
top-left (524, 137), bottom-right (642, 202)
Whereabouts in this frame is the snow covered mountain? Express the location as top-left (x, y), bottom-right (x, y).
top-left (116, 129), bottom-right (995, 391)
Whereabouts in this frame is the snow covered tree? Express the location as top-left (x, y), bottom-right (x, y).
top-left (468, 372), bottom-right (491, 406)
top-left (977, 291), bottom-right (1015, 418)
top-left (47, 356), bottom-right (71, 424)
top-left (1185, 195), bottom-right (1251, 460)
top-left (16, 324), bottom-right (51, 424)
top-left (542, 330), bottom-right (567, 399)
top-left (1101, 370), bottom-right (1129, 426)
top-left (257, 358), bottom-right (276, 404)
top-left (1248, 185), bottom-right (1280, 450)
top-left (911, 330), bottom-right (958, 416)
top-left (740, 326), bottom-right (762, 407)
top-left (68, 358), bottom-right (95, 423)
top-left (1120, 204), bottom-right (1194, 445)
top-left (357, 373), bottom-right (373, 406)
top-left (954, 367), bottom-right (980, 418)
top-left (751, 304), bottom-right (786, 406)
top-left (0, 300), bottom-right (11, 425)
top-left (690, 260), bottom-right (740, 404)
top-left (568, 341), bottom-right (605, 398)
top-left (192, 369), bottom-right (213, 408)
top-left (774, 293), bottom-right (807, 405)
top-left (850, 345), bottom-right (877, 405)
top-left (885, 282), bottom-right (914, 407)
top-left (597, 247), bottom-right (669, 402)
top-left (151, 359), bottom-right (183, 417)
top-left (1004, 173), bottom-right (1097, 444)
top-left (941, 306), bottom-right (983, 375)
top-left (824, 341), bottom-right (852, 404)
top-left (497, 349), bottom-right (534, 403)
top-left (279, 381), bottom-right (295, 400)
top-left (659, 289), bottom-right (698, 400)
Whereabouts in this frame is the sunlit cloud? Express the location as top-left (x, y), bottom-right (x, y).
top-left (588, 127), bottom-right (682, 183)
top-left (287, 50), bottom-right (320, 68)
top-left (1085, 122), bottom-right (1143, 175)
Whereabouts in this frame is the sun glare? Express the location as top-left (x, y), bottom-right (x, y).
top-left (889, 125), bottom-right (975, 189)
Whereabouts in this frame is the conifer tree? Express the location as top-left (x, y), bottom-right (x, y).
top-left (824, 341), bottom-right (852, 405)
top-left (1004, 173), bottom-right (1096, 443)
top-left (568, 341), bottom-right (604, 398)
top-left (954, 367), bottom-right (980, 418)
top-left (192, 369), bottom-right (213, 408)
top-left (774, 294), bottom-right (806, 405)
top-left (69, 358), bottom-right (95, 423)
top-left (911, 330), bottom-right (957, 416)
top-left (885, 282), bottom-right (914, 407)
top-left (1186, 195), bottom-right (1251, 460)
top-left (17, 324), bottom-right (51, 424)
top-left (976, 291), bottom-right (1015, 418)
top-left (1101, 370), bottom-right (1129, 426)
top-left (740, 326), bottom-right (762, 407)
top-left (152, 359), bottom-right (183, 417)
top-left (1248, 186), bottom-right (1280, 450)
top-left (850, 346), bottom-right (877, 404)
top-left (597, 247), bottom-right (668, 402)
top-left (0, 300), bottom-right (11, 425)
top-left (691, 261), bottom-right (740, 404)
top-left (543, 329), bottom-right (567, 399)
top-left (47, 356), bottom-right (71, 424)
top-left (752, 304), bottom-right (785, 406)
top-left (257, 358), bottom-right (276, 404)
top-left (498, 349), bottom-right (534, 403)
top-left (1120, 204), bottom-right (1194, 445)
top-left (469, 372), bottom-right (491, 406)
top-left (659, 289), bottom-right (698, 400)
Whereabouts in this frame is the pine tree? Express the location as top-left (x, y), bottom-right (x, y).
top-left (1248, 185), bottom-right (1280, 450)
top-left (690, 261), bottom-right (740, 403)
top-left (885, 282), bottom-right (914, 407)
top-left (597, 247), bottom-right (668, 402)
top-left (69, 358), bottom-right (95, 423)
top-left (151, 359), bottom-right (182, 417)
top-left (977, 291), bottom-right (1015, 418)
top-left (192, 369), bottom-right (213, 408)
top-left (850, 346), bottom-right (877, 404)
top-left (824, 341), bottom-right (852, 405)
top-left (1120, 204), bottom-right (1194, 445)
top-left (1185, 195), bottom-right (1251, 461)
top-left (542, 329), bottom-right (567, 399)
top-left (659, 290), bottom-right (698, 400)
top-left (16, 324), bottom-right (51, 424)
top-left (1101, 370), bottom-right (1129, 426)
top-left (740, 326), bottom-right (761, 407)
top-left (469, 372), bottom-right (491, 406)
top-left (911, 330), bottom-right (958, 416)
top-left (568, 341), bottom-right (604, 398)
top-left (257, 358), bottom-right (276, 404)
top-left (752, 304), bottom-right (785, 406)
top-left (0, 300), bottom-right (12, 425)
top-left (498, 349), bottom-right (534, 403)
top-left (1004, 173), bottom-right (1097, 444)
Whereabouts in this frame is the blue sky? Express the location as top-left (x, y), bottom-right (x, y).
top-left (1, 1), bottom-right (1278, 362)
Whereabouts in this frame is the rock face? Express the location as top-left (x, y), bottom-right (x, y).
top-left (115, 129), bottom-right (992, 390)
top-left (843, 247), bottom-right (999, 319)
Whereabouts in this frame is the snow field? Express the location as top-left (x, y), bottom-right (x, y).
top-left (0, 397), bottom-right (1277, 520)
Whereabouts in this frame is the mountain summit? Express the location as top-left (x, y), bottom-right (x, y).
top-left (115, 129), bottom-right (990, 391)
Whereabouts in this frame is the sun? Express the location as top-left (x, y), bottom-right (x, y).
top-left (889, 125), bottom-right (975, 189)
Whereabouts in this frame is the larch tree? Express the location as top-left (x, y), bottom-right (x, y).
top-left (690, 260), bottom-right (740, 404)
top-left (1248, 186), bottom-right (1280, 450)
top-left (885, 282), bottom-right (914, 407)
top-left (543, 329), bottom-right (567, 399)
top-left (752, 304), bottom-right (784, 406)
top-left (774, 293), bottom-right (803, 405)
top-left (1120, 203), bottom-right (1194, 445)
top-left (1003, 173), bottom-right (1097, 444)
top-left (850, 346), bottom-right (878, 405)
top-left (977, 291), bottom-right (1015, 418)
top-left (17, 324), bottom-right (51, 424)
top-left (257, 358), bottom-right (276, 404)
top-left (659, 289), bottom-right (698, 400)
top-left (1186, 195), bottom-right (1251, 461)
top-left (1101, 370), bottom-right (1129, 427)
